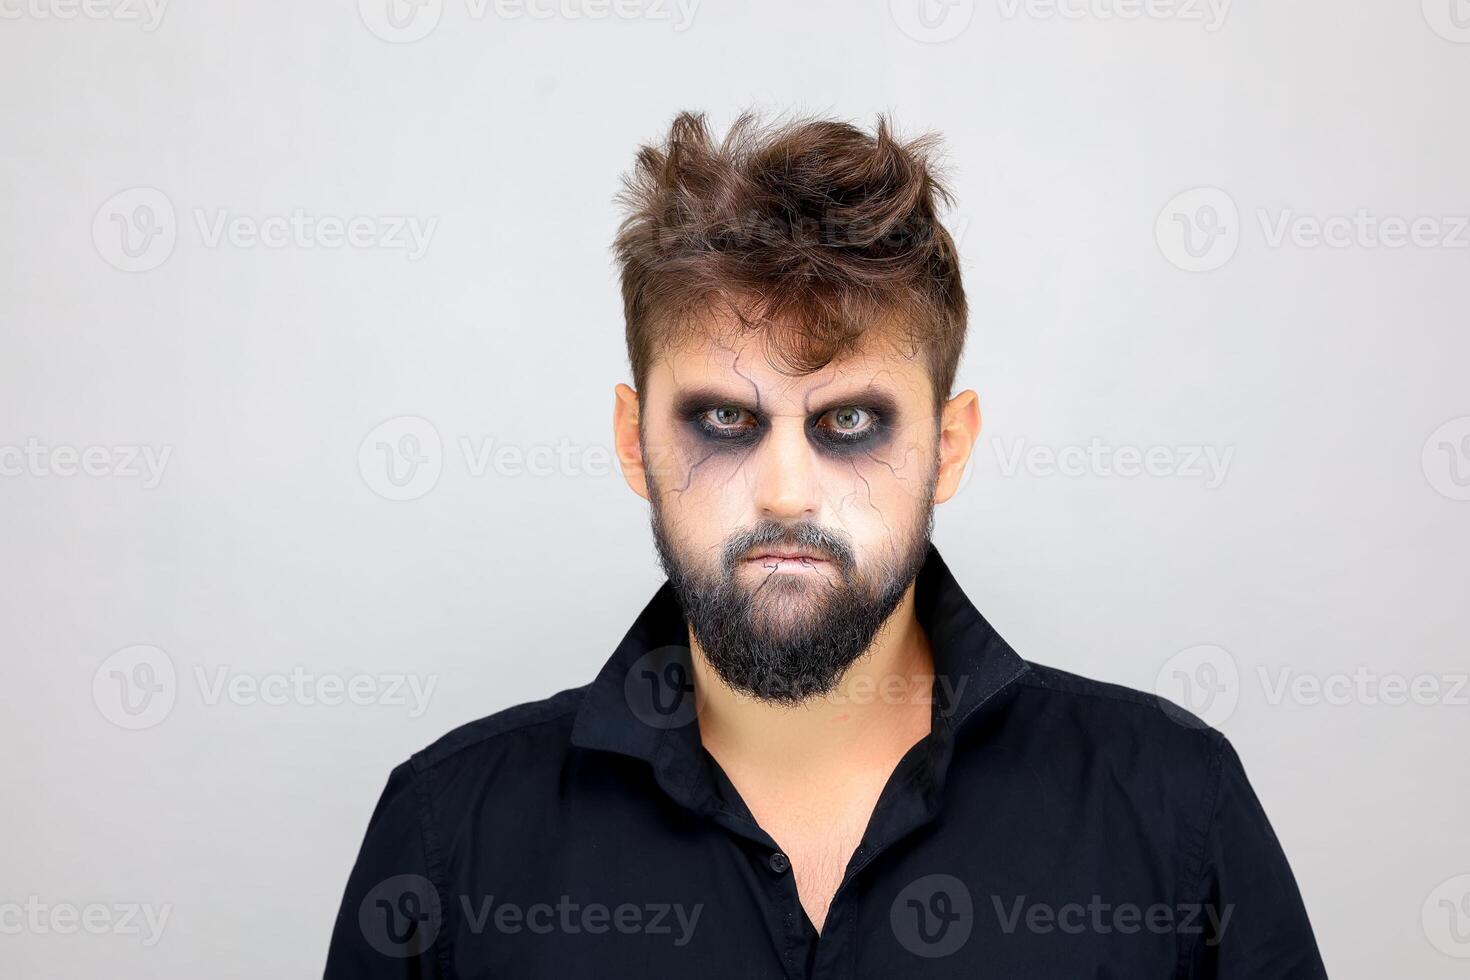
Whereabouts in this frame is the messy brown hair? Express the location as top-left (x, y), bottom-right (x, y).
top-left (613, 110), bottom-right (968, 411)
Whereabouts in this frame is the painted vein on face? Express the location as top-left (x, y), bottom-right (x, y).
top-left (649, 351), bottom-right (938, 511)
top-left (806, 366), bottom-right (937, 503)
top-left (651, 352), bottom-right (765, 499)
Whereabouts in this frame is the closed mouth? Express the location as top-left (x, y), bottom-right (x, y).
top-left (746, 551), bottom-right (826, 563)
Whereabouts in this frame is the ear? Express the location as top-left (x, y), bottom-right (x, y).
top-left (613, 382), bottom-right (649, 500)
top-left (934, 389), bottom-right (981, 505)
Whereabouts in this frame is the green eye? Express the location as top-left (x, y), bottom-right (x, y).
top-left (823, 407), bottom-right (873, 433)
top-left (811, 406), bottom-right (885, 449)
top-left (696, 406), bottom-right (758, 440)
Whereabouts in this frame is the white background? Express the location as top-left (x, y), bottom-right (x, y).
top-left (2, 0), bottom-right (1468, 976)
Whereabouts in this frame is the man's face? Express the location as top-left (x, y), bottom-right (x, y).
top-left (634, 319), bottom-right (945, 704)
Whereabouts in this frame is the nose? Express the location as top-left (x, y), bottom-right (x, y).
top-left (751, 418), bottom-right (821, 521)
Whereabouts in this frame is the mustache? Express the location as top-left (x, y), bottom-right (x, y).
top-left (719, 520), bottom-right (856, 575)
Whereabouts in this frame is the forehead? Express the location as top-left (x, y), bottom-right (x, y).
top-left (643, 321), bottom-right (933, 412)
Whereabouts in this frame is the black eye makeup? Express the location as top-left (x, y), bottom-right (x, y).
top-left (673, 388), bottom-right (897, 453)
top-left (693, 405), bottom-right (761, 441)
top-left (811, 405), bottom-right (884, 446)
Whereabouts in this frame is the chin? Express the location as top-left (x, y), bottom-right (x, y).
top-left (744, 594), bottom-right (833, 636)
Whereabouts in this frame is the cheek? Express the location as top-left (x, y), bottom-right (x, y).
top-left (649, 426), bottom-right (757, 495)
top-left (644, 425), bottom-right (757, 539)
top-left (817, 425), bottom-right (936, 545)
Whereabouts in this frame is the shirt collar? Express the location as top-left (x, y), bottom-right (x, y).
top-left (570, 542), bottom-right (1030, 813)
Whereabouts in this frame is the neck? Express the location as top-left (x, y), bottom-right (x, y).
top-left (688, 584), bottom-right (935, 776)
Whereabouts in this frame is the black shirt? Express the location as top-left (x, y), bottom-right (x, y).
top-left (324, 544), bottom-right (1327, 978)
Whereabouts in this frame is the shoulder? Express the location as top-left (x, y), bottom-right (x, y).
top-left (989, 661), bottom-right (1242, 859)
top-left (1017, 659), bottom-right (1224, 733)
top-left (397, 684), bottom-right (590, 790)
top-left (1007, 660), bottom-right (1230, 782)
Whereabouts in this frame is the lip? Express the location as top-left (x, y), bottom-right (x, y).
top-left (745, 552), bottom-right (827, 563)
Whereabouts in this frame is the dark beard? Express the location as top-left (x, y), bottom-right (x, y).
top-left (647, 482), bottom-right (936, 706)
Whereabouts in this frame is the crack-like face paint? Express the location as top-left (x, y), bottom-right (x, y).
top-left (639, 322), bottom-right (943, 700)
top-left (674, 384), bottom-right (900, 457)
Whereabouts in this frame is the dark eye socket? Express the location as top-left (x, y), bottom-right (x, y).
top-left (710, 407), bottom-right (746, 425)
top-left (815, 406), bottom-right (878, 440)
top-left (696, 406), bottom-right (758, 439)
top-left (692, 404), bottom-right (884, 445)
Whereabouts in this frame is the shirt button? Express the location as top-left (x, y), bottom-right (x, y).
top-left (768, 852), bottom-right (790, 874)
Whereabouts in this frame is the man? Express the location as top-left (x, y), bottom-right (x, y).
top-left (325, 111), bottom-right (1327, 977)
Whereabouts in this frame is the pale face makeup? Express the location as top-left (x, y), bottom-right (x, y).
top-left (638, 320), bottom-right (943, 657)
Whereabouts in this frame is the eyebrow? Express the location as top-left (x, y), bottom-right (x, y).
top-left (671, 383), bottom-right (901, 419)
